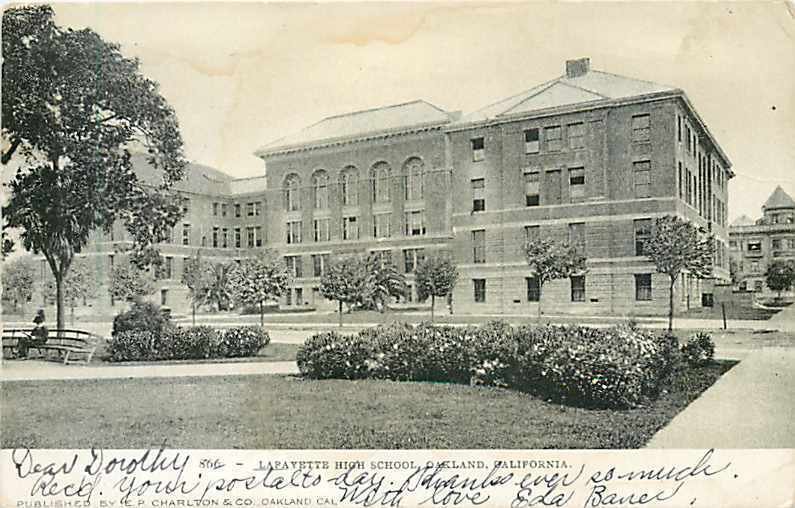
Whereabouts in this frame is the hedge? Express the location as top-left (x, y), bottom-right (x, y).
top-left (297, 321), bottom-right (695, 409)
top-left (107, 326), bottom-right (270, 362)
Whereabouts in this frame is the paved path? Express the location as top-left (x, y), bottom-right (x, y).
top-left (1, 359), bottom-right (299, 382)
top-left (767, 302), bottom-right (795, 332)
top-left (647, 347), bottom-right (795, 448)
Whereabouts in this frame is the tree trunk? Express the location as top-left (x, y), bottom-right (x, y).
top-left (192, 301), bottom-right (196, 326)
top-left (338, 301), bottom-right (343, 327)
top-left (259, 301), bottom-right (264, 328)
top-left (55, 272), bottom-right (65, 336)
top-left (70, 302), bottom-right (75, 326)
top-left (537, 284), bottom-right (543, 320)
top-left (668, 277), bottom-right (676, 332)
top-left (430, 295), bottom-right (435, 323)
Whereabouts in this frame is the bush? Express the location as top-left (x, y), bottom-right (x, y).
top-left (112, 301), bottom-right (172, 337)
top-left (106, 325), bottom-right (270, 362)
top-left (297, 321), bottom-right (682, 409)
top-left (681, 332), bottom-right (715, 367)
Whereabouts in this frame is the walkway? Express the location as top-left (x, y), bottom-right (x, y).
top-left (1, 359), bottom-right (299, 382)
top-left (767, 302), bottom-right (795, 332)
top-left (646, 347), bottom-right (795, 448)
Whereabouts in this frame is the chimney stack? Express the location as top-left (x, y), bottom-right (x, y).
top-left (566, 58), bottom-right (590, 78)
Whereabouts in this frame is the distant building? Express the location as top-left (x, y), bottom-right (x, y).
top-left (63, 57), bottom-right (733, 317)
top-left (729, 186), bottom-right (795, 294)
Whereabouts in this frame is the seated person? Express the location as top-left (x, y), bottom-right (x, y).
top-left (17, 310), bottom-right (48, 359)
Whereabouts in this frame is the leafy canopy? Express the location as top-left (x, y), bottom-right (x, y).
top-left (415, 256), bottom-right (459, 302)
top-left (643, 215), bottom-right (714, 281)
top-left (109, 258), bottom-right (156, 301)
top-left (41, 257), bottom-right (99, 306)
top-left (319, 256), bottom-right (364, 308)
top-left (523, 238), bottom-right (587, 287)
top-left (228, 250), bottom-right (291, 309)
top-left (2, 256), bottom-right (36, 307)
top-left (765, 260), bottom-right (795, 293)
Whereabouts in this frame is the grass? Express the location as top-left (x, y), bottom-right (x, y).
top-left (1, 361), bottom-right (733, 449)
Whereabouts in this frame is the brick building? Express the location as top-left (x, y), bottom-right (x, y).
top-left (729, 186), bottom-right (795, 295)
top-left (66, 58), bottom-right (733, 317)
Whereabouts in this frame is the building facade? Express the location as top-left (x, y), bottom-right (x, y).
top-left (64, 58), bottom-right (732, 317)
top-left (729, 186), bottom-right (795, 295)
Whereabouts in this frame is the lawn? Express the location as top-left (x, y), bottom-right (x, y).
top-left (1, 361), bottom-right (733, 449)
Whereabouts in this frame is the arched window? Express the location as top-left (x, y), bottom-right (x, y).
top-left (340, 166), bottom-right (358, 206)
top-left (371, 162), bottom-right (391, 203)
top-left (284, 174), bottom-right (301, 211)
top-left (312, 170), bottom-right (329, 209)
top-left (403, 157), bottom-right (424, 201)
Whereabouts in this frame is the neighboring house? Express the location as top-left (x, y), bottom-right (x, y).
top-left (52, 57), bottom-right (733, 316)
top-left (729, 186), bottom-right (795, 296)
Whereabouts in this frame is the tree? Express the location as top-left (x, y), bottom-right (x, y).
top-left (205, 262), bottom-right (235, 311)
top-left (358, 254), bottom-right (407, 312)
top-left (228, 250), bottom-right (290, 327)
top-left (319, 255), bottom-right (365, 327)
top-left (415, 256), bottom-right (459, 322)
top-left (41, 258), bottom-right (99, 324)
top-left (523, 238), bottom-right (587, 319)
top-left (109, 258), bottom-right (156, 303)
top-left (643, 215), bottom-right (714, 331)
top-left (182, 252), bottom-right (214, 325)
top-left (2, 5), bottom-right (187, 332)
top-left (2, 256), bottom-right (36, 314)
top-left (765, 260), bottom-right (795, 300)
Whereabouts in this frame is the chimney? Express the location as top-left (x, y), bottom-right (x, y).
top-left (566, 58), bottom-right (590, 78)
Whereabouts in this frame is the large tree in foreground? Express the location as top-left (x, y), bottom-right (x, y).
top-left (415, 256), bottom-right (459, 322)
top-left (229, 251), bottom-right (291, 327)
top-left (2, 5), bottom-right (187, 332)
top-left (523, 238), bottom-right (587, 319)
top-left (765, 260), bottom-right (795, 300)
top-left (643, 215), bottom-right (714, 331)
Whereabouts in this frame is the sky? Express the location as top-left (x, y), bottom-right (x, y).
top-left (46, 2), bottom-right (795, 223)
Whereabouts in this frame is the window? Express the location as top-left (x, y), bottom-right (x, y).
top-left (754, 280), bottom-right (763, 292)
top-left (246, 202), bottom-right (255, 216)
top-left (374, 213), bottom-right (391, 239)
top-left (524, 171), bottom-right (540, 206)
top-left (222, 228), bottom-right (228, 248)
top-left (771, 214), bottom-right (780, 225)
top-left (404, 210), bottom-right (426, 236)
top-left (568, 222), bottom-right (585, 253)
top-left (472, 178), bottom-right (485, 212)
top-left (161, 289), bottom-right (168, 306)
top-left (634, 218), bottom-right (652, 256)
top-left (632, 114), bottom-right (650, 142)
top-left (235, 204), bottom-right (241, 218)
top-left (747, 241), bottom-right (762, 252)
top-left (212, 227), bottom-right (219, 248)
top-left (526, 277), bottom-right (540, 302)
top-left (677, 115), bottom-right (682, 143)
top-left (234, 228), bottom-right (241, 248)
top-left (212, 203), bottom-right (219, 216)
top-left (181, 198), bottom-right (190, 214)
top-left (371, 249), bottom-right (392, 266)
top-left (247, 201), bottom-right (262, 217)
top-left (635, 274), bottom-right (652, 301)
top-left (312, 170), bottom-right (329, 209)
top-left (570, 275), bottom-right (585, 302)
top-left (544, 126), bottom-right (562, 152)
top-left (284, 174), bottom-right (301, 211)
top-left (568, 167), bottom-right (585, 200)
top-left (634, 160), bottom-right (651, 198)
top-left (686, 126), bottom-right (692, 153)
top-left (524, 225), bottom-right (540, 245)
top-left (246, 226), bottom-right (255, 248)
top-left (255, 226), bottom-right (262, 247)
top-left (772, 239), bottom-right (782, 250)
top-left (286, 221), bottom-right (302, 244)
top-left (524, 128), bottom-right (540, 154)
top-left (371, 162), bottom-right (391, 203)
top-left (403, 248), bottom-right (425, 273)
top-left (164, 257), bottom-right (173, 279)
top-left (472, 229), bottom-right (486, 263)
top-left (404, 158), bottom-right (424, 201)
top-left (340, 167), bottom-right (358, 206)
top-left (471, 137), bottom-right (485, 162)
top-left (295, 288), bottom-right (303, 305)
top-left (568, 123), bottom-right (585, 149)
top-left (678, 162), bottom-right (684, 200)
top-left (313, 218), bottom-right (330, 242)
top-left (312, 254), bottom-right (329, 277)
top-left (285, 256), bottom-right (302, 278)
top-left (473, 279), bottom-right (486, 303)
top-left (253, 201), bottom-right (262, 217)
top-left (221, 204), bottom-right (228, 217)
top-left (343, 216), bottom-right (359, 240)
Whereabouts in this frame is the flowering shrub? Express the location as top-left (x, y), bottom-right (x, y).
top-left (297, 321), bottom-right (682, 409)
top-left (106, 325), bottom-right (269, 361)
top-left (681, 332), bottom-right (715, 367)
top-left (112, 301), bottom-right (172, 337)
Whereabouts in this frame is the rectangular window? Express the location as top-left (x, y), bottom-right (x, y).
top-left (524, 225), bottom-right (540, 245)
top-left (772, 239), bottom-right (782, 249)
top-left (181, 198), bottom-right (190, 214)
top-left (473, 279), bottom-right (486, 303)
top-left (255, 226), bottom-right (262, 247)
top-left (161, 289), bottom-right (168, 306)
top-left (165, 257), bottom-right (173, 279)
top-left (568, 167), bottom-right (585, 200)
top-left (374, 213), bottom-right (391, 239)
top-left (635, 274), bottom-right (652, 301)
top-left (221, 204), bottom-right (228, 217)
top-left (222, 228), bottom-right (228, 248)
top-left (287, 221), bottom-right (302, 244)
top-left (677, 115), bottom-right (682, 142)
top-left (634, 218), bottom-right (652, 256)
top-left (526, 277), bottom-right (540, 302)
top-left (234, 227), bottom-right (241, 248)
top-left (472, 229), bottom-right (486, 264)
top-left (747, 241), bottom-right (762, 252)
top-left (570, 275), bottom-right (586, 302)
top-left (524, 128), bottom-right (540, 154)
top-left (235, 204), bottom-right (241, 218)
top-left (312, 254), bottom-right (329, 277)
top-left (247, 226), bottom-right (255, 248)
top-left (568, 122), bottom-right (585, 149)
top-left (254, 202), bottom-right (262, 216)
top-left (524, 171), bottom-right (540, 206)
top-left (568, 222), bottom-right (585, 253)
top-left (295, 288), bottom-right (303, 305)
top-left (285, 256), bottom-right (302, 278)
top-left (634, 160), bottom-right (651, 198)
top-left (404, 210), bottom-right (426, 236)
top-left (247, 202), bottom-right (255, 217)
top-left (544, 126), bottom-right (562, 152)
top-left (343, 216), bottom-right (359, 240)
top-left (471, 137), bottom-right (485, 162)
top-left (313, 218), bottom-right (330, 242)
top-left (678, 162), bottom-right (684, 199)
top-left (403, 248), bottom-right (425, 273)
top-left (182, 224), bottom-right (191, 246)
top-left (632, 114), bottom-right (651, 142)
top-left (212, 203), bottom-right (219, 216)
top-left (212, 226), bottom-right (219, 248)
top-left (471, 178), bottom-right (485, 212)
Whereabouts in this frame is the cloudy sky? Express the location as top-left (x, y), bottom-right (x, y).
top-left (52, 2), bottom-right (794, 222)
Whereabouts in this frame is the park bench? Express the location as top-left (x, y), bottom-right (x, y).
top-left (2, 328), bottom-right (102, 365)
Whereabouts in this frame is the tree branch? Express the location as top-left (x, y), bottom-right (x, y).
top-left (2, 138), bottom-right (22, 165)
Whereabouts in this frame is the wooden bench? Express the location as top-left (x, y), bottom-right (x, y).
top-left (2, 329), bottom-right (102, 365)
